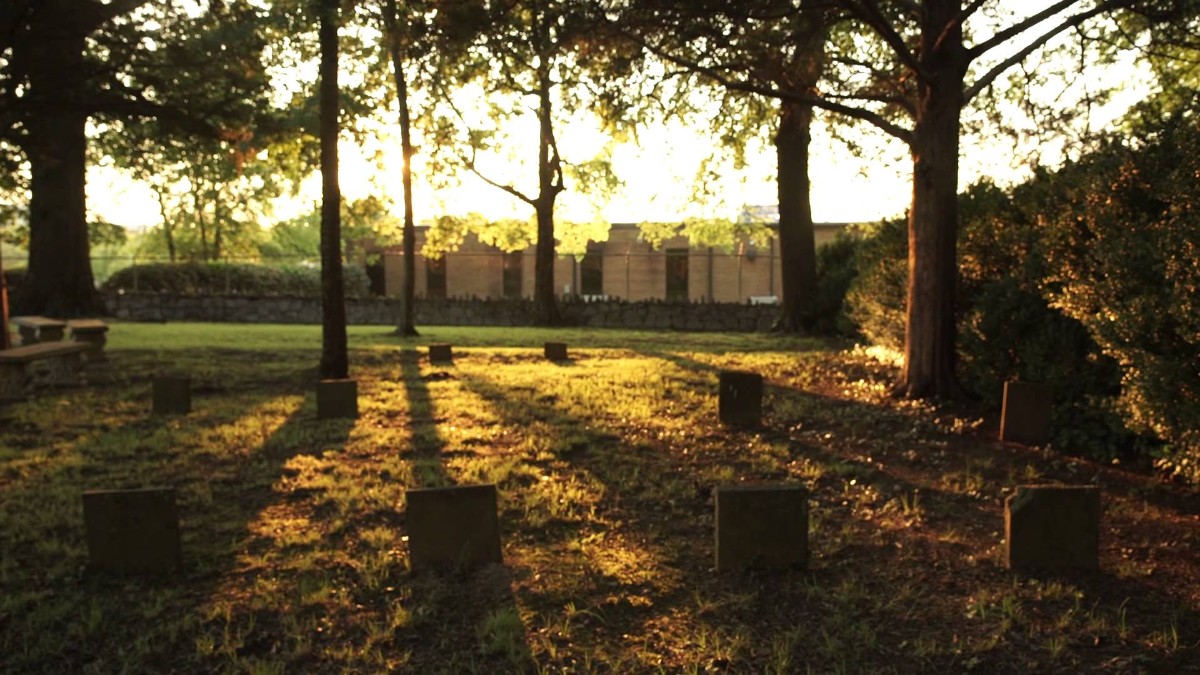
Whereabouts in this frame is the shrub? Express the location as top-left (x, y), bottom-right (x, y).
top-left (811, 231), bottom-right (862, 336)
top-left (1045, 113), bottom-right (1200, 481)
top-left (101, 261), bottom-right (370, 298)
top-left (844, 218), bottom-right (907, 350)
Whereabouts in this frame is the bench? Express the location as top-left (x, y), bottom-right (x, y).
top-left (10, 315), bottom-right (68, 345)
top-left (0, 341), bottom-right (92, 400)
top-left (68, 319), bottom-right (109, 361)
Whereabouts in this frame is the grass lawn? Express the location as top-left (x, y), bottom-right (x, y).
top-left (1, 322), bottom-right (1197, 673)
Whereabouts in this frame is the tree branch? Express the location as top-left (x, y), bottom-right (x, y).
top-left (964, 0), bottom-right (1129, 102)
top-left (933, 0), bottom-right (988, 54)
top-left (842, 0), bottom-right (929, 83)
top-left (969, 0), bottom-right (1116, 60)
top-left (468, 156), bottom-right (538, 207)
top-left (639, 33), bottom-right (914, 145)
top-left (79, 0), bottom-right (154, 33)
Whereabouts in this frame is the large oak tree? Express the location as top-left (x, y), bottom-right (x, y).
top-left (1, 0), bottom-right (276, 317)
top-left (661, 0), bottom-right (1191, 397)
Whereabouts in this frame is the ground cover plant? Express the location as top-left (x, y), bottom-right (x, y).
top-left (1, 323), bottom-right (1197, 673)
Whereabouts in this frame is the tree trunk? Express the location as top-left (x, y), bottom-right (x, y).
top-left (0, 248), bottom-right (11, 349)
top-left (771, 98), bottom-right (818, 333)
top-left (532, 67), bottom-right (561, 326)
top-left (156, 190), bottom-right (178, 262)
top-left (383, 0), bottom-right (418, 337)
top-left (212, 197), bottom-right (224, 261)
top-left (533, 195), bottom-right (559, 325)
top-left (897, 0), bottom-right (967, 399)
top-left (12, 27), bottom-right (102, 318)
top-left (318, 0), bottom-right (348, 380)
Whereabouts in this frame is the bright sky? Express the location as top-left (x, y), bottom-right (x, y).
top-left (85, 11), bottom-right (1155, 235)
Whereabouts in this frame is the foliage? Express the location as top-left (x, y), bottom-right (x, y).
top-left (100, 261), bottom-right (371, 298)
top-left (1045, 109), bottom-right (1200, 481)
top-left (255, 197), bottom-right (402, 263)
top-left (810, 231), bottom-right (861, 336)
top-left (637, 217), bottom-right (773, 253)
top-left (844, 218), bottom-right (907, 351)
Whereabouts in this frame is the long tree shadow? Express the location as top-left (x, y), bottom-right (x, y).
top-left (457, 351), bottom-right (1200, 671)
top-left (0, 344), bottom-right (362, 672)
top-left (391, 347), bottom-right (532, 673)
top-left (397, 348), bottom-right (452, 488)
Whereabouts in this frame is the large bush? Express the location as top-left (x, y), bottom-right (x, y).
top-left (843, 180), bottom-right (1137, 460)
top-left (810, 232), bottom-right (863, 336)
top-left (844, 218), bottom-right (907, 350)
top-left (1045, 112), bottom-right (1200, 481)
top-left (101, 261), bottom-right (371, 298)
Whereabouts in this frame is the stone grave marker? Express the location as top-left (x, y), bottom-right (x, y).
top-left (544, 342), bottom-right (568, 362)
top-left (68, 319), bottom-right (109, 363)
top-left (428, 343), bottom-right (454, 364)
top-left (152, 376), bottom-right (191, 416)
top-left (83, 487), bottom-right (182, 574)
top-left (406, 483), bottom-right (502, 570)
top-left (317, 378), bottom-right (358, 419)
top-left (1000, 381), bottom-right (1052, 445)
top-left (715, 484), bottom-right (808, 571)
top-left (1005, 485), bottom-right (1100, 571)
top-left (718, 370), bottom-right (763, 427)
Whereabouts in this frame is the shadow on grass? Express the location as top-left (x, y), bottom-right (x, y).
top-left (398, 348), bottom-right (452, 488)
top-left (454, 350), bottom-right (1200, 672)
top-left (393, 348), bottom-right (533, 673)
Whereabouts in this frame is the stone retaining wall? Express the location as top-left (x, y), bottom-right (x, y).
top-left (103, 292), bottom-right (779, 332)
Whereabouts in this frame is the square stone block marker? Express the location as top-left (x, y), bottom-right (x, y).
top-left (68, 319), bottom-right (109, 362)
top-left (544, 342), bottom-right (568, 362)
top-left (715, 484), bottom-right (808, 571)
top-left (406, 484), bottom-right (502, 570)
top-left (83, 487), bottom-right (182, 574)
top-left (1000, 381), bottom-right (1052, 445)
top-left (1005, 485), bottom-right (1100, 571)
top-left (317, 378), bottom-right (358, 419)
top-left (152, 376), bottom-right (191, 416)
top-left (428, 343), bottom-right (453, 364)
top-left (719, 370), bottom-right (763, 428)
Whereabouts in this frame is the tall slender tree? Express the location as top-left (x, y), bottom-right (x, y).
top-left (318, 0), bottom-right (348, 380)
top-left (623, 1), bottom-right (832, 333)
top-left (380, 0), bottom-right (423, 337)
top-left (433, 0), bottom-right (636, 325)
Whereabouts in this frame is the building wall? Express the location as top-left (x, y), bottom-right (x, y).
top-left (382, 222), bottom-right (850, 302)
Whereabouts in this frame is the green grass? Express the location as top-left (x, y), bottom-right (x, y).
top-left (1, 322), bottom-right (1197, 673)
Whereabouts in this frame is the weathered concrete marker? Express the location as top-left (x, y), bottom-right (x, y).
top-left (152, 376), bottom-right (191, 416)
top-left (68, 319), bottom-right (109, 362)
top-left (1000, 381), bottom-right (1052, 445)
top-left (317, 378), bottom-right (358, 419)
top-left (544, 342), bottom-right (568, 362)
top-left (715, 484), bottom-right (808, 571)
top-left (83, 487), bottom-right (182, 574)
top-left (718, 370), bottom-right (763, 428)
top-left (1005, 485), bottom-right (1100, 571)
top-left (428, 343), bottom-right (454, 364)
top-left (406, 484), bottom-right (502, 570)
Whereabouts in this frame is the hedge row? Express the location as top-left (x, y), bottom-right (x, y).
top-left (100, 262), bottom-right (372, 298)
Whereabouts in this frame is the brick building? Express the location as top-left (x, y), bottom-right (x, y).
top-left (381, 222), bottom-right (850, 303)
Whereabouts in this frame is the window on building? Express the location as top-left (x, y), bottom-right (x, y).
top-left (665, 248), bottom-right (689, 301)
top-left (580, 243), bottom-right (604, 296)
top-left (426, 256), bottom-right (446, 299)
top-left (502, 251), bottom-right (522, 299)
